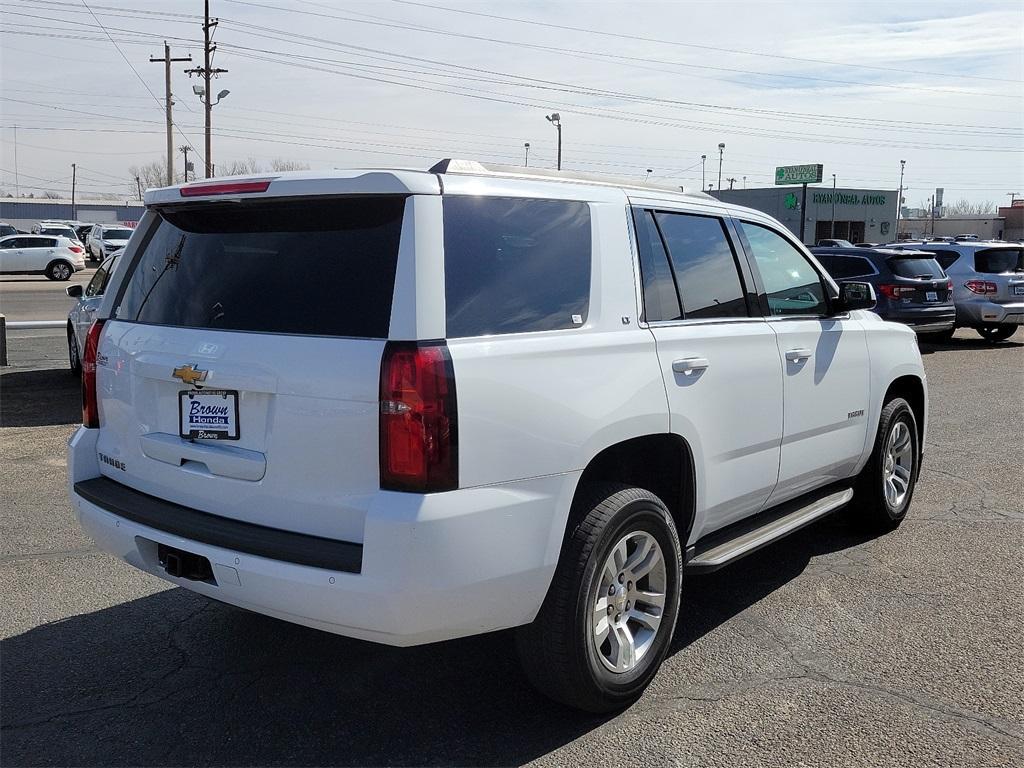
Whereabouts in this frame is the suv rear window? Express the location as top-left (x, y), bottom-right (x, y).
top-left (888, 256), bottom-right (945, 279)
top-left (115, 197), bottom-right (405, 338)
top-left (815, 253), bottom-right (874, 279)
top-left (443, 196), bottom-right (591, 337)
top-left (974, 248), bottom-right (1024, 274)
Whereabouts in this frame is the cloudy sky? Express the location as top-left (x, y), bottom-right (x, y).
top-left (1, 0), bottom-right (1021, 205)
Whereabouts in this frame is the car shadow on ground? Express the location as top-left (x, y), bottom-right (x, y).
top-left (1, 513), bottom-right (878, 767)
top-left (0, 366), bottom-right (80, 427)
top-left (918, 335), bottom-right (1022, 354)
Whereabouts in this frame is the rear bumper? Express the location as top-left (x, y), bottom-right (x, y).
top-left (880, 306), bottom-right (956, 334)
top-left (68, 427), bottom-right (573, 646)
top-left (957, 300), bottom-right (1024, 327)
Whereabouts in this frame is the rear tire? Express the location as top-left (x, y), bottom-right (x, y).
top-left (516, 484), bottom-right (682, 712)
top-left (854, 397), bottom-right (919, 531)
top-left (46, 260), bottom-right (73, 281)
top-left (68, 326), bottom-right (81, 376)
top-left (976, 324), bottom-right (1017, 343)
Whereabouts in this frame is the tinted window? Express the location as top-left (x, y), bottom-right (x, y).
top-left (975, 248), bottom-right (1023, 274)
top-left (633, 210), bottom-right (682, 322)
top-left (654, 212), bottom-right (747, 319)
top-left (84, 263), bottom-right (108, 297)
top-left (816, 254), bottom-right (874, 279)
top-left (0, 225), bottom-right (16, 237)
top-left (103, 229), bottom-right (132, 240)
top-left (924, 249), bottom-right (960, 270)
top-left (443, 197), bottom-right (591, 337)
top-left (116, 197), bottom-right (405, 338)
top-left (740, 222), bottom-right (827, 316)
top-left (888, 257), bottom-right (945, 279)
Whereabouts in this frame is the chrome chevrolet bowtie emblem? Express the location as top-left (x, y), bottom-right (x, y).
top-left (172, 364), bottom-right (208, 386)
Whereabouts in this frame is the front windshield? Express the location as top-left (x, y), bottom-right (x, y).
top-left (40, 227), bottom-right (74, 237)
top-left (104, 229), bottom-right (132, 240)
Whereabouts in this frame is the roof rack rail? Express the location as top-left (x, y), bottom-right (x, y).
top-left (428, 159), bottom-right (713, 199)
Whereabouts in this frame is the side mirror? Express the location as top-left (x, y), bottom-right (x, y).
top-left (66, 284), bottom-right (83, 298)
top-left (834, 281), bottom-right (875, 313)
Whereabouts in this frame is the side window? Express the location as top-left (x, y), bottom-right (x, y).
top-left (85, 264), bottom-right (109, 297)
top-left (655, 212), bottom-right (748, 319)
top-left (42, 238), bottom-right (59, 248)
top-left (816, 254), bottom-right (873, 280)
top-left (929, 250), bottom-right (960, 270)
top-left (740, 222), bottom-right (828, 316)
top-left (443, 196), bottom-right (591, 337)
top-left (633, 209), bottom-right (682, 322)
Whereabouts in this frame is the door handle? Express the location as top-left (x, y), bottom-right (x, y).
top-left (672, 357), bottom-right (710, 373)
top-left (785, 348), bottom-right (813, 362)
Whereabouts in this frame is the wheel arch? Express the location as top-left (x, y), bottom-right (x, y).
top-left (570, 434), bottom-right (697, 547)
top-left (883, 374), bottom-right (926, 449)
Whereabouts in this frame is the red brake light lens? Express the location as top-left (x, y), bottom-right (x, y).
top-left (877, 284), bottom-right (915, 300)
top-left (964, 280), bottom-right (997, 295)
top-left (68, 245), bottom-right (83, 254)
top-left (379, 342), bottom-right (458, 492)
top-left (179, 179), bottom-right (272, 197)
top-left (82, 319), bottom-right (106, 428)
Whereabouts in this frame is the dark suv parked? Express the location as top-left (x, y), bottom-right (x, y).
top-left (811, 247), bottom-right (954, 337)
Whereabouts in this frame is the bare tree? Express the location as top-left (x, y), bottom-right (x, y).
top-left (43, 191), bottom-right (61, 199)
top-left (130, 160), bottom-right (167, 192)
top-left (269, 158), bottom-right (310, 171)
top-left (221, 157), bottom-right (263, 176)
top-left (942, 198), bottom-right (998, 216)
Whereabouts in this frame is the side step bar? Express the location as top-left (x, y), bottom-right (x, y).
top-left (685, 487), bottom-right (854, 574)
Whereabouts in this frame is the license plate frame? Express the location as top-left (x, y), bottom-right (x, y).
top-left (926, 291), bottom-right (938, 302)
top-left (179, 389), bottom-right (240, 441)
top-left (1014, 285), bottom-right (1024, 296)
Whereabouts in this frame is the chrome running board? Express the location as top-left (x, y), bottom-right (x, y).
top-left (686, 487), bottom-right (854, 573)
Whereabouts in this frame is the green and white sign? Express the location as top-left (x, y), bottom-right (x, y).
top-left (775, 164), bottom-right (823, 185)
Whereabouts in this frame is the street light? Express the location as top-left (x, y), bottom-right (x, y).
top-left (831, 173), bottom-right (837, 238)
top-left (896, 159), bottom-right (906, 237)
top-left (717, 142), bottom-right (725, 195)
top-left (545, 113), bottom-right (562, 170)
top-left (644, 168), bottom-right (652, 182)
top-left (194, 85), bottom-right (229, 105)
top-left (700, 154), bottom-right (706, 189)
top-left (524, 142), bottom-right (530, 167)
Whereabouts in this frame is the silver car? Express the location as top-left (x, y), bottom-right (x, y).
top-left (886, 241), bottom-right (1023, 342)
top-left (65, 251), bottom-right (122, 374)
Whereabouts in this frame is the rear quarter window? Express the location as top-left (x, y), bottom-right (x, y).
top-left (115, 197), bottom-right (405, 338)
top-left (974, 248), bottom-right (1023, 274)
top-left (443, 196), bottom-right (591, 337)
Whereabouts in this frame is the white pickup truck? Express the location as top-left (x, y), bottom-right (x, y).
top-left (68, 162), bottom-right (926, 712)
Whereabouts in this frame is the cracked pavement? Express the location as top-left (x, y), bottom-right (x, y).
top-left (1, 328), bottom-right (1021, 767)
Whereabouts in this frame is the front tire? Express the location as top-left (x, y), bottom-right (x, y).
top-left (46, 260), bottom-right (73, 281)
top-left (854, 397), bottom-right (919, 531)
top-left (68, 326), bottom-right (82, 375)
top-left (977, 324), bottom-right (1017, 343)
top-left (516, 484), bottom-right (682, 712)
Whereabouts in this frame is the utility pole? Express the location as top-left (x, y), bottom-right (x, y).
top-left (150, 42), bottom-right (192, 186)
top-left (180, 145), bottom-right (190, 182)
top-left (896, 159), bottom-right (906, 237)
top-left (71, 163), bottom-right (77, 219)
top-left (831, 173), bottom-right (836, 238)
top-left (186, 1), bottom-right (228, 178)
top-left (929, 195), bottom-right (935, 237)
top-left (727, 177), bottom-right (736, 191)
top-left (12, 125), bottom-right (18, 197)
top-left (136, 176), bottom-right (143, 201)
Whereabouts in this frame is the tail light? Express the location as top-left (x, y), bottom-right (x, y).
top-left (946, 279), bottom-right (953, 291)
top-left (379, 341), bottom-right (458, 492)
top-left (68, 245), bottom-right (83, 254)
top-left (877, 284), bottom-right (916, 300)
top-left (964, 280), bottom-right (997, 295)
top-left (82, 319), bottom-right (106, 428)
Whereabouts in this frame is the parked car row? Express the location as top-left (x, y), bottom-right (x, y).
top-left (0, 234), bottom-right (87, 280)
top-left (811, 240), bottom-right (1022, 343)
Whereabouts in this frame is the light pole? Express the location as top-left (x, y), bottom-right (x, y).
top-left (831, 173), bottom-right (836, 238)
top-left (727, 177), bottom-right (736, 191)
top-left (742, 175), bottom-right (746, 189)
top-left (716, 142), bottom-right (725, 195)
top-left (707, 183), bottom-right (713, 194)
top-left (896, 159), bottom-right (906, 237)
top-left (545, 113), bottom-right (562, 170)
top-left (192, 84), bottom-right (230, 177)
top-left (644, 168), bottom-right (653, 182)
top-left (523, 142), bottom-right (530, 167)
top-left (701, 154), bottom-right (706, 189)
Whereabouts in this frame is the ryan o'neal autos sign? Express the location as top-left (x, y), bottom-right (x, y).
top-left (775, 164), bottom-right (823, 185)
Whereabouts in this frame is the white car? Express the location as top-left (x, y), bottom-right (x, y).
top-left (0, 234), bottom-right (86, 280)
top-left (66, 252), bottom-right (123, 374)
top-left (34, 222), bottom-right (85, 249)
top-left (68, 162), bottom-right (927, 712)
top-left (86, 224), bottom-right (134, 261)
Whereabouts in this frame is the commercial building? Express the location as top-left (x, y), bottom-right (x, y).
top-left (716, 186), bottom-right (898, 245)
top-left (997, 199), bottom-right (1023, 241)
top-left (0, 198), bottom-right (145, 232)
top-left (897, 214), bottom-right (1006, 241)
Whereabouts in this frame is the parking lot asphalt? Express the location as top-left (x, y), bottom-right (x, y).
top-left (0, 267), bottom-right (97, 323)
top-left (1, 328), bottom-right (1021, 767)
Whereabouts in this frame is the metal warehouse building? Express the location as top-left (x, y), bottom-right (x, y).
top-left (716, 187), bottom-right (898, 245)
top-left (0, 198), bottom-right (145, 232)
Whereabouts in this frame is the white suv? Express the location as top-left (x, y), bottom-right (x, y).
top-left (68, 162), bottom-right (927, 712)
